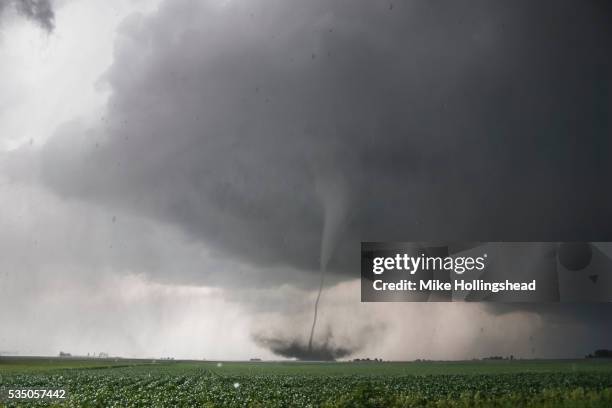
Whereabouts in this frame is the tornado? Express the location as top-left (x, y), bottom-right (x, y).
top-left (307, 265), bottom-right (326, 353)
top-left (308, 175), bottom-right (349, 354)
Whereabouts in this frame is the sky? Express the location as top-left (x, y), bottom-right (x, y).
top-left (1, 0), bottom-right (611, 360)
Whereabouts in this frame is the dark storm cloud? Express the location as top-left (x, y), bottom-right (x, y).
top-left (1, 0), bottom-right (55, 31)
top-left (16, 0), bottom-right (54, 31)
top-left (36, 0), bottom-right (612, 285)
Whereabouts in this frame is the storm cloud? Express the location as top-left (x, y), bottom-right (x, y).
top-left (1, 0), bottom-right (55, 31)
top-left (3, 0), bottom-right (612, 359)
top-left (33, 0), bottom-right (612, 287)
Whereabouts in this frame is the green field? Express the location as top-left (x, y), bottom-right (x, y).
top-left (2, 358), bottom-right (612, 407)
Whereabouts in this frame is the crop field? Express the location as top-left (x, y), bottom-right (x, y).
top-left (2, 358), bottom-right (612, 407)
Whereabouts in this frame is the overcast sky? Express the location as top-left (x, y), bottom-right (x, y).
top-left (1, 0), bottom-right (612, 360)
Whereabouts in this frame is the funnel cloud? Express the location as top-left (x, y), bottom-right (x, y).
top-left (308, 173), bottom-right (350, 355)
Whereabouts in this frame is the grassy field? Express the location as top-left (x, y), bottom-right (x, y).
top-left (2, 357), bottom-right (612, 407)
